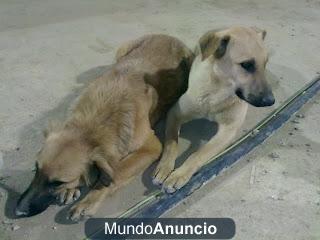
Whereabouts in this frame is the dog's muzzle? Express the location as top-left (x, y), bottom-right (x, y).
top-left (236, 88), bottom-right (275, 107)
top-left (15, 180), bottom-right (56, 217)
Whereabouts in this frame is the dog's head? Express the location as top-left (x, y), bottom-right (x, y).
top-left (199, 26), bottom-right (274, 107)
top-left (15, 122), bottom-right (94, 217)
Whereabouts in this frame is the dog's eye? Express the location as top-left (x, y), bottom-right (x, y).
top-left (240, 60), bottom-right (256, 73)
top-left (49, 180), bottom-right (65, 187)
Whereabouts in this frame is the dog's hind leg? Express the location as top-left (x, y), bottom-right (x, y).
top-left (69, 132), bottom-right (162, 221)
top-left (113, 132), bottom-right (162, 182)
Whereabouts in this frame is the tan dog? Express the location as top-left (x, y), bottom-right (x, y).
top-left (15, 34), bottom-right (194, 221)
top-left (153, 27), bottom-right (275, 193)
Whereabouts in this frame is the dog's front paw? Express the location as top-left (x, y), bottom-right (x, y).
top-left (163, 168), bottom-right (192, 193)
top-left (153, 161), bottom-right (174, 185)
top-left (58, 188), bottom-right (81, 205)
top-left (68, 197), bottom-right (99, 222)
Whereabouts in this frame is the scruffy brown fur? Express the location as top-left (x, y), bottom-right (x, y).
top-left (15, 34), bottom-right (194, 220)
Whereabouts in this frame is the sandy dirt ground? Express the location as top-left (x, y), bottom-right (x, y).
top-left (0, 0), bottom-right (319, 239)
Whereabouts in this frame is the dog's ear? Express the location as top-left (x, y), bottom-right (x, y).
top-left (251, 27), bottom-right (267, 40)
top-left (199, 31), bottom-right (230, 60)
top-left (214, 35), bottom-right (231, 59)
top-left (43, 120), bottom-right (64, 138)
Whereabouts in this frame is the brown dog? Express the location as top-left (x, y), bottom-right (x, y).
top-left (15, 34), bottom-right (194, 221)
top-left (153, 27), bottom-right (274, 193)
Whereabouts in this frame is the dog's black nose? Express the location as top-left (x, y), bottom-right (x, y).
top-left (15, 187), bottom-right (55, 218)
top-left (15, 201), bottom-right (50, 217)
top-left (261, 93), bottom-right (275, 106)
top-left (15, 206), bottom-right (29, 217)
top-left (247, 91), bottom-right (275, 107)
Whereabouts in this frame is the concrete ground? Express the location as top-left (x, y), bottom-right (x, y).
top-left (0, 0), bottom-right (319, 239)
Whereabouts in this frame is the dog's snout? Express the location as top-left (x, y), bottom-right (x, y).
top-left (15, 193), bottom-right (55, 217)
top-left (15, 180), bottom-right (56, 217)
top-left (15, 201), bottom-right (42, 217)
top-left (251, 92), bottom-right (275, 107)
top-left (15, 185), bottom-right (34, 217)
top-left (261, 93), bottom-right (275, 106)
top-left (243, 91), bottom-right (275, 107)
top-left (15, 206), bottom-right (29, 217)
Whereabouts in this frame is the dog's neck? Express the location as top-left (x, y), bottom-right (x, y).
top-left (187, 54), bottom-right (235, 100)
top-left (47, 128), bottom-right (92, 154)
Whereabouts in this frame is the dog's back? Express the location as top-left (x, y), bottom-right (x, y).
top-left (115, 34), bottom-right (194, 123)
top-left (67, 34), bottom-right (194, 156)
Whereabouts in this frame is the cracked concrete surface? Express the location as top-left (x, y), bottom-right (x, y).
top-left (0, 0), bottom-right (319, 239)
